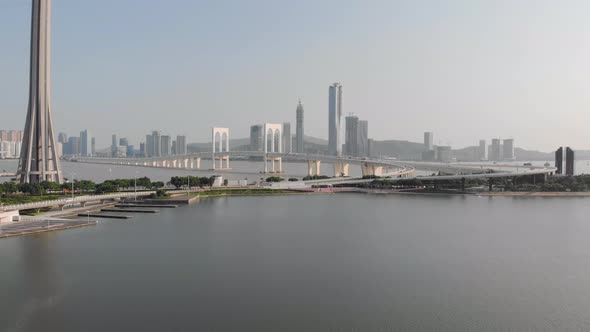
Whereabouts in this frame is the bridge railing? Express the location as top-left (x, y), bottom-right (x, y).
top-left (0, 191), bottom-right (156, 211)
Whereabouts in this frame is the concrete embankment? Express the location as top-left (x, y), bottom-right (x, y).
top-left (479, 191), bottom-right (590, 197)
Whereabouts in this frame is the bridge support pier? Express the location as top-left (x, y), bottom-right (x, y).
top-left (213, 156), bottom-right (230, 170)
top-left (193, 158), bottom-right (201, 170)
top-left (264, 156), bottom-right (283, 173)
top-left (361, 164), bottom-right (383, 177)
top-left (307, 160), bottom-right (321, 177)
top-left (333, 163), bottom-right (350, 177)
top-left (58, 204), bottom-right (65, 211)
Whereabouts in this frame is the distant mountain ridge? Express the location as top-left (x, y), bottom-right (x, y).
top-left (187, 136), bottom-right (582, 161)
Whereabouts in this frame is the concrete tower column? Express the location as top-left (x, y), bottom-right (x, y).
top-left (17, 0), bottom-right (63, 183)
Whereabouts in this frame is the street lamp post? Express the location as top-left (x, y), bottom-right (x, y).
top-left (71, 172), bottom-right (76, 202)
top-left (187, 175), bottom-right (190, 197)
top-left (134, 171), bottom-right (138, 201)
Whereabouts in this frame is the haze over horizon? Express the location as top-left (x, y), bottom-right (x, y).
top-left (1, 0), bottom-right (589, 151)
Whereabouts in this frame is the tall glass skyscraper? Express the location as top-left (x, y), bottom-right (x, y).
top-left (80, 129), bottom-right (91, 157)
top-left (296, 100), bottom-right (304, 153)
top-left (328, 83), bottom-right (343, 156)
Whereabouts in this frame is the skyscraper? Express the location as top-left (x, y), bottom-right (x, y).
top-left (566, 147), bottom-right (575, 176)
top-left (58, 132), bottom-right (67, 144)
top-left (66, 137), bottom-right (80, 156)
top-left (296, 100), bottom-right (304, 153)
top-left (111, 134), bottom-right (118, 157)
top-left (345, 115), bottom-right (359, 156)
top-left (119, 137), bottom-right (128, 146)
top-left (328, 83), bottom-right (343, 156)
top-left (79, 129), bottom-right (91, 157)
top-left (145, 134), bottom-right (153, 157)
top-left (424, 132), bottom-right (433, 151)
top-left (503, 139), bottom-right (515, 160)
top-left (489, 139), bottom-right (502, 161)
top-left (176, 135), bottom-right (187, 155)
top-left (282, 122), bottom-right (291, 153)
top-left (17, 0), bottom-right (63, 183)
top-left (161, 135), bottom-right (172, 156)
top-left (152, 131), bottom-right (161, 157)
top-left (250, 125), bottom-right (263, 151)
top-left (359, 120), bottom-right (369, 157)
top-left (555, 147), bottom-right (563, 175)
top-left (478, 140), bottom-right (487, 160)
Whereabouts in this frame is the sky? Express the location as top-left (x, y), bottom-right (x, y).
top-left (1, 0), bottom-right (590, 151)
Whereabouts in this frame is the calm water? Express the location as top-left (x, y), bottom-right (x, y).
top-left (2, 194), bottom-right (590, 331)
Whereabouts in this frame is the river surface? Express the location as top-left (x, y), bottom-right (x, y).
top-left (2, 194), bottom-right (590, 331)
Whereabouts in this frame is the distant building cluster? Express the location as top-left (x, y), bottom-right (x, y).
top-left (486, 138), bottom-right (515, 161)
top-left (0, 130), bottom-right (23, 159)
top-left (143, 131), bottom-right (187, 158)
top-left (57, 130), bottom-right (95, 157)
top-left (421, 132), bottom-right (452, 162)
top-left (344, 115), bottom-right (369, 157)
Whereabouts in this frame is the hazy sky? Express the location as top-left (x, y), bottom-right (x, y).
top-left (1, 0), bottom-right (589, 151)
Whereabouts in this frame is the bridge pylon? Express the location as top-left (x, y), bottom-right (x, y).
top-left (212, 127), bottom-right (230, 170)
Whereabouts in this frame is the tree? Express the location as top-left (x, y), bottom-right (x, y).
top-left (170, 176), bottom-right (184, 189)
top-left (136, 177), bottom-right (151, 188)
top-left (1, 182), bottom-right (18, 194)
top-left (40, 181), bottom-right (61, 191)
top-left (76, 180), bottom-right (96, 192)
top-left (266, 176), bottom-right (284, 182)
top-left (18, 183), bottom-right (45, 195)
top-left (152, 181), bottom-right (165, 189)
top-left (95, 182), bottom-right (116, 194)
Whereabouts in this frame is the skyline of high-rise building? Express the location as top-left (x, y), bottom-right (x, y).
top-left (424, 132), bottom-right (434, 151)
top-left (250, 125), bottom-right (263, 151)
top-left (478, 139), bottom-right (487, 160)
top-left (296, 100), bottom-right (304, 153)
top-left (489, 138), bottom-right (502, 161)
top-left (328, 83), bottom-right (343, 156)
top-left (359, 120), bottom-right (368, 157)
top-left (176, 135), bottom-right (187, 155)
top-left (161, 135), bottom-right (172, 156)
top-left (152, 131), bottom-right (161, 157)
top-left (566, 147), bottom-right (575, 176)
top-left (345, 115), bottom-right (359, 157)
top-left (282, 122), bottom-right (291, 153)
top-left (80, 129), bottom-right (91, 157)
top-left (503, 139), bottom-right (515, 160)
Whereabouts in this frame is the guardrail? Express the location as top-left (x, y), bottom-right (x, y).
top-left (0, 191), bottom-right (156, 211)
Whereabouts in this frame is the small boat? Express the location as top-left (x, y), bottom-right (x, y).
top-left (544, 162), bottom-right (550, 167)
top-left (523, 162), bottom-right (532, 166)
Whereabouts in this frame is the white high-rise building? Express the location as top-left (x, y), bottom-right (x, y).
top-left (478, 139), bottom-right (487, 160)
top-left (282, 122), bottom-right (291, 153)
top-left (424, 132), bottom-right (434, 151)
top-left (328, 83), bottom-right (343, 156)
top-left (503, 139), bottom-right (515, 160)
